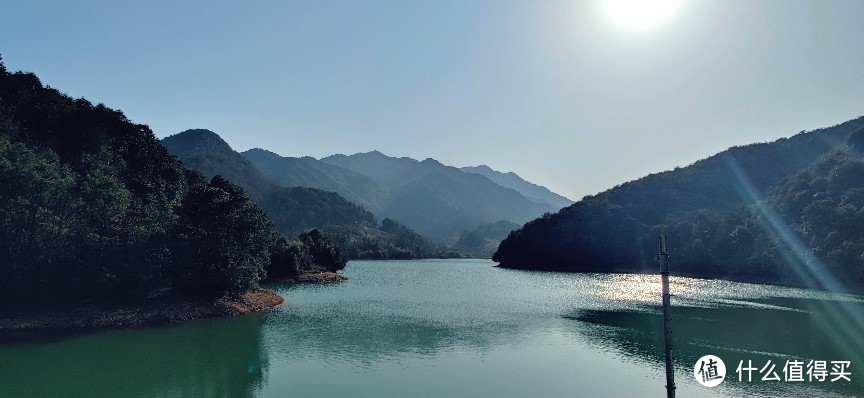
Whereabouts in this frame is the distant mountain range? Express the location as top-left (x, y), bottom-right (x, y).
top-left (322, 151), bottom-right (558, 240)
top-left (460, 165), bottom-right (573, 209)
top-left (242, 148), bottom-right (388, 213)
top-left (494, 115), bottom-right (864, 293)
top-left (162, 129), bottom-right (573, 253)
top-left (162, 130), bottom-right (436, 259)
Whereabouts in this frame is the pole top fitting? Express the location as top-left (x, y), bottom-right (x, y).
top-left (659, 235), bottom-right (668, 255)
top-left (659, 235), bottom-right (669, 273)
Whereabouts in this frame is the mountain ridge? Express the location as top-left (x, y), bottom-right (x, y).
top-left (460, 164), bottom-right (574, 209)
top-left (164, 131), bottom-right (573, 246)
top-left (493, 115), bottom-right (864, 292)
top-left (242, 147), bottom-right (388, 213)
top-left (162, 129), bottom-right (276, 200)
top-left (161, 129), bottom-right (439, 259)
top-left (322, 151), bottom-right (557, 241)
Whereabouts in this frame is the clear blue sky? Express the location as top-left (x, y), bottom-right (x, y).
top-left (2, 0), bottom-right (863, 200)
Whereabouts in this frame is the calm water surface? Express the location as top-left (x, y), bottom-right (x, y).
top-left (1, 259), bottom-right (862, 397)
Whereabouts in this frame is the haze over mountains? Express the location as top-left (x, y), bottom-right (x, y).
top-left (162, 129), bottom-right (572, 256)
top-left (321, 151), bottom-right (559, 240)
top-left (162, 130), bottom-right (437, 260)
top-left (460, 165), bottom-right (574, 209)
top-left (242, 148), bottom-right (388, 213)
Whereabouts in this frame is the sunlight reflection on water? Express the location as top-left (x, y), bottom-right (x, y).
top-left (2, 260), bottom-right (859, 398)
top-left (260, 260), bottom-right (863, 397)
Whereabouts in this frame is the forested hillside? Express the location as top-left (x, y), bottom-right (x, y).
top-left (494, 117), bottom-right (864, 292)
top-left (161, 129), bottom-right (275, 200)
top-left (243, 148), bottom-right (388, 214)
top-left (0, 59), bottom-right (345, 303)
top-left (162, 129), bottom-right (439, 259)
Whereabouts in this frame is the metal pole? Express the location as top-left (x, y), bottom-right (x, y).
top-left (659, 235), bottom-right (675, 398)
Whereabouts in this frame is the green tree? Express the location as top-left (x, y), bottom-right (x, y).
top-left (173, 175), bottom-right (277, 296)
top-left (299, 229), bottom-right (346, 272)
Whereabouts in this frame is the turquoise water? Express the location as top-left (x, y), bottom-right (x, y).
top-left (1, 259), bottom-right (862, 397)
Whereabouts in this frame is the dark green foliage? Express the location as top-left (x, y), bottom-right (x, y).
top-left (262, 190), bottom-right (440, 260)
top-left (496, 199), bottom-right (649, 272)
top-left (261, 186), bottom-right (376, 237)
top-left (320, 218), bottom-right (437, 260)
top-left (0, 64), bottom-right (280, 302)
top-left (262, 230), bottom-right (347, 280)
top-left (0, 136), bottom-right (80, 299)
top-left (267, 237), bottom-right (304, 279)
top-left (769, 145), bottom-right (864, 287)
top-left (299, 229), bottom-right (346, 272)
top-left (172, 175), bottom-right (276, 297)
top-left (162, 129), bottom-right (439, 260)
top-left (847, 127), bottom-right (864, 154)
top-left (494, 119), bottom-right (864, 292)
top-left (378, 218), bottom-right (436, 258)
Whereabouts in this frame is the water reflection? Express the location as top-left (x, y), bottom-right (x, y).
top-left (566, 298), bottom-right (864, 397)
top-left (264, 282), bottom-right (527, 366)
top-left (3, 261), bottom-right (862, 398)
top-left (0, 313), bottom-right (268, 397)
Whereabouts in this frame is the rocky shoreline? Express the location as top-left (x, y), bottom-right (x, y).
top-left (0, 289), bottom-right (283, 341)
top-left (295, 271), bottom-right (348, 283)
top-left (0, 271), bottom-right (350, 341)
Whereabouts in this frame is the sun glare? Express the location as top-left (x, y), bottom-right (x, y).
top-left (601, 0), bottom-right (684, 31)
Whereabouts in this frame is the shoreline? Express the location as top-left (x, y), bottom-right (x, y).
top-left (494, 264), bottom-right (864, 295)
top-left (0, 289), bottom-right (285, 342)
top-left (0, 271), bottom-right (349, 341)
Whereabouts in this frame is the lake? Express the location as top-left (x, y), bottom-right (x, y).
top-left (1, 259), bottom-right (862, 397)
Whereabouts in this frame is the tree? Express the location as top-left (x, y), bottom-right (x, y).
top-left (299, 229), bottom-right (346, 272)
top-left (173, 175), bottom-right (277, 296)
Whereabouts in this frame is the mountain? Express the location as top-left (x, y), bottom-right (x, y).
top-left (162, 129), bottom-right (373, 234)
top-left (461, 165), bottom-right (574, 209)
top-left (164, 132), bottom-right (570, 246)
top-left (242, 148), bottom-right (387, 213)
top-left (162, 129), bottom-right (276, 200)
top-left (493, 116), bottom-right (864, 293)
top-left (322, 151), bottom-right (556, 241)
top-left (455, 220), bottom-right (522, 257)
top-left (259, 186), bottom-right (375, 237)
top-left (161, 129), bottom-right (437, 259)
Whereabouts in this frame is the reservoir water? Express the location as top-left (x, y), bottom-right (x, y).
top-left (1, 259), bottom-right (862, 397)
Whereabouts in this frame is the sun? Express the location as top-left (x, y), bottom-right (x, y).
top-left (601, 0), bottom-right (684, 31)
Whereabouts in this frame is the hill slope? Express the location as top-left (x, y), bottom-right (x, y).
top-left (461, 165), bottom-right (573, 209)
top-left (493, 116), bottom-right (864, 292)
top-left (162, 129), bottom-right (277, 200)
top-left (242, 148), bottom-right (387, 213)
top-left (161, 129), bottom-right (436, 259)
top-left (322, 151), bottom-right (556, 240)
top-left (0, 61), bottom-right (285, 302)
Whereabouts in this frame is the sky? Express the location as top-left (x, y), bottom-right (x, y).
top-left (1, 0), bottom-right (863, 201)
